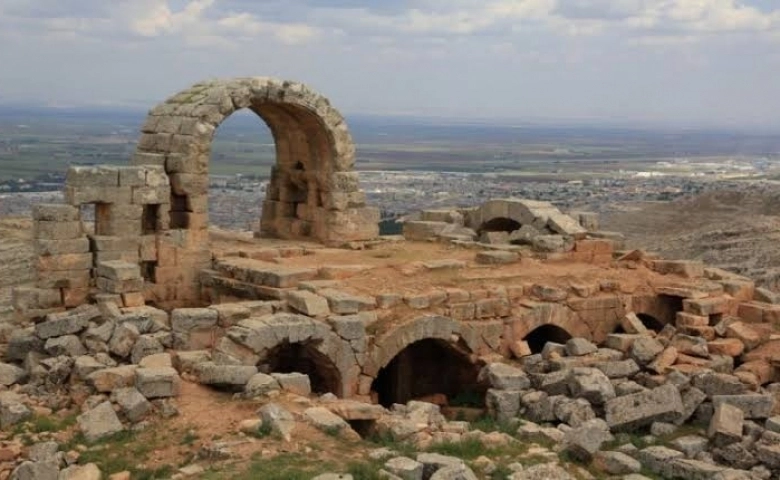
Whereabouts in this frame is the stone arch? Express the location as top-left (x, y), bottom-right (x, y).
top-left (629, 294), bottom-right (683, 328)
top-left (371, 338), bottom-right (486, 407)
top-left (216, 313), bottom-right (355, 397)
top-left (464, 198), bottom-right (561, 235)
top-left (524, 324), bottom-right (573, 353)
top-left (132, 78), bottom-right (379, 305)
top-left (364, 315), bottom-right (481, 378)
top-left (509, 312), bottom-right (591, 346)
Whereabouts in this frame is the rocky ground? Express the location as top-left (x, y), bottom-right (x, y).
top-left (0, 244), bottom-right (778, 479)
top-left (0, 303), bottom-right (778, 480)
top-left (601, 189), bottom-right (780, 291)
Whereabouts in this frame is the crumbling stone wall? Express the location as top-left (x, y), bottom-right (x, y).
top-left (14, 77), bottom-right (379, 313)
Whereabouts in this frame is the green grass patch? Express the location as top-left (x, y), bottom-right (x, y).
top-left (215, 453), bottom-right (336, 480)
top-left (66, 429), bottom-right (172, 478)
top-left (180, 431), bottom-right (199, 446)
top-left (13, 412), bottom-right (78, 435)
top-left (469, 415), bottom-right (518, 435)
top-left (248, 422), bottom-right (274, 439)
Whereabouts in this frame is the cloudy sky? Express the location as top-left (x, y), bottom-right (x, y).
top-left (1, 0), bottom-right (779, 129)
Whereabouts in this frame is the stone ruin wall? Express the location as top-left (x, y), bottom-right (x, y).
top-left (7, 76), bottom-right (780, 405)
top-left (12, 77), bottom-right (379, 313)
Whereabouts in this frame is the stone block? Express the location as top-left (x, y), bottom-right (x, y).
top-left (10, 460), bottom-right (59, 480)
top-left (605, 384), bottom-right (684, 431)
top-left (593, 450), bottom-right (641, 475)
top-left (35, 238), bottom-right (91, 256)
top-left (593, 359), bottom-right (640, 379)
top-left (258, 403), bottom-right (295, 441)
top-left (272, 372), bottom-right (312, 396)
top-left (620, 312), bottom-right (649, 335)
top-left (653, 260), bottom-right (704, 278)
top-left (195, 362), bottom-right (258, 387)
top-left (567, 367), bottom-right (616, 405)
top-left (725, 321), bottom-right (764, 350)
top-left (684, 297), bottom-right (731, 316)
top-left (0, 398), bottom-right (31, 429)
top-left (712, 395), bottom-right (775, 419)
top-left (135, 367), bottom-right (181, 398)
top-left (708, 402), bottom-right (743, 448)
top-left (33, 221), bottom-right (83, 240)
top-left (486, 389), bottom-right (521, 422)
top-left (304, 406), bottom-right (351, 434)
top-left (548, 212), bottom-right (587, 239)
top-left (384, 457), bottom-right (423, 480)
top-left (36, 253), bottom-right (93, 272)
top-left (44, 335), bottom-right (86, 357)
top-left (32, 204), bottom-right (80, 222)
top-left (629, 337), bottom-right (664, 366)
top-left (96, 261), bottom-right (141, 281)
top-left (566, 338), bottom-right (598, 356)
top-left (287, 290), bottom-right (330, 317)
top-left (402, 221), bottom-right (448, 241)
top-left (109, 323), bottom-right (140, 358)
top-left (244, 373), bottom-right (281, 397)
top-left (77, 401), bottom-right (124, 442)
top-left (478, 363), bottom-right (530, 390)
top-left (562, 419), bottom-right (614, 462)
top-left (320, 288), bottom-right (375, 314)
top-left (111, 387), bottom-right (151, 422)
top-left (88, 365), bottom-right (137, 393)
top-left (67, 165), bottom-right (119, 187)
top-left (36, 306), bottom-right (99, 338)
top-left (59, 464), bottom-right (102, 480)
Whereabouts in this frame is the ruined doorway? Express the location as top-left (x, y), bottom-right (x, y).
top-left (370, 339), bottom-right (486, 408)
top-left (524, 324), bottom-right (573, 354)
top-left (260, 340), bottom-right (342, 396)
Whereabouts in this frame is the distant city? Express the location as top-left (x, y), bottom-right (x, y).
top-left (2, 107), bottom-right (779, 230)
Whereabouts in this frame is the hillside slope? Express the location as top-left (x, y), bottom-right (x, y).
top-left (602, 188), bottom-right (780, 290)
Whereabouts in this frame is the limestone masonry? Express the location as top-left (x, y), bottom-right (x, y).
top-left (1, 77), bottom-right (780, 479)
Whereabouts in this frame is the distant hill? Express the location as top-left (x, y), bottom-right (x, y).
top-left (602, 187), bottom-right (780, 290)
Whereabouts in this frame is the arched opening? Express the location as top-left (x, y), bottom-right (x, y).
top-left (251, 101), bottom-right (333, 240)
top-left (524, 324), bottom-right (573, 354)
top-left (260, 340), bottom-right (342, 396)
top-left (371, 339), bottom-right (486, 408)
top-left (208, 110), bottom-right (274, 231)
top-left (479, 217), bottom-right (522, 234)
top-left (636, 313), bottom-right (664, 332)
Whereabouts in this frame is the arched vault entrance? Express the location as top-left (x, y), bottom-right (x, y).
top-left (370, 338), bottom-right (486, 408)
top-left (524, 324), bottom-right (573, 354)
top-left (260, 340), bottom-right (342, 395)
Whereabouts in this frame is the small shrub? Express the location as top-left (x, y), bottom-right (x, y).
top-left (428, 438), bottom-right (488, 460)
top-left (180, 431), bottom-right (199, 446)
top-left (323, 425), bottom-right (343, 437)
top-left (346, 461), bottom-right (384, 480)
top-left (250, 423), bottom-right (274, 439)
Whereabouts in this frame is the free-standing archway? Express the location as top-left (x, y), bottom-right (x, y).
top-left (132, 77), bottom-right (379, 305)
